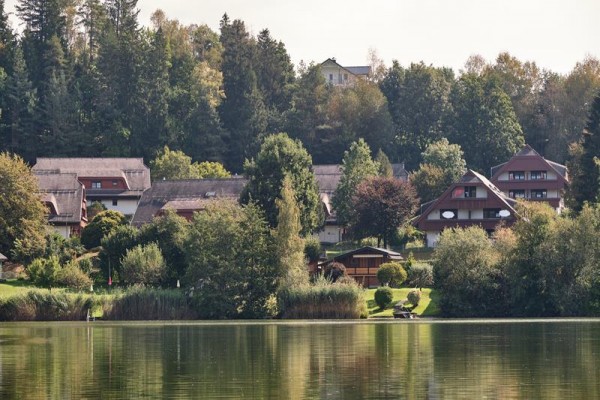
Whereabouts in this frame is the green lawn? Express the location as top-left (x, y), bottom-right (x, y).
top-left (365, 287), bottom-right (440, 318)
top-left (0, 280), bottom-right (66, 298)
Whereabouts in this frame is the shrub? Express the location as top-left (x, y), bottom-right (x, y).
top-left (27, 256), bottom-right (61, 290)
top-left (376, 262), bottom-right (407, 287)
top-left (105, 287), bottom-right (196, 320)
top-left (57, 261), bottom-right (93, 291)
top-left (77, 258), bottom-right (94, 275)
top-left (323, 261), bottom-right (347, 283)
top-left (120, 243), bottom-right (166, 286)
top-left (407, 289), bottom-right (421, 307)
top-left (81, 210), bottom-right (127, 249)
top-left (304, 237), bottom-right (322, 262)
top-left (408, 263), bottom-right (434, 289)
top-left (374, 287), bottom-right (394, 309)
top-left (278, 275), bottom-right (366, 319)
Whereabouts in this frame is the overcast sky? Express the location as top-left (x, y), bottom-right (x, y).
top-left (5, 0), bottom-right (600, 74)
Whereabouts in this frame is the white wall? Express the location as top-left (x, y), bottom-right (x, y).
top-left (95, 198), bottom-right (139, 216)
top-left (426, 231), bottom-right (440, 248)
top-left (52, 225), bottom-right (71, 239)
top-left (476, 188), bottom-right (488, 198)
top-left (316, 225), bottom-right (343, 244)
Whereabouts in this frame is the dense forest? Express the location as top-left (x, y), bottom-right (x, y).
top-left (0, 0), bottom-right (599, 174)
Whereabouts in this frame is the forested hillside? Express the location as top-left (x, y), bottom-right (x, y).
top-left (0, 0), bottom-right (598, 174)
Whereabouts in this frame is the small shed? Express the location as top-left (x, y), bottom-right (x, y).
top-left (321, 246), bottom-right (403, 287)
top-left (0, 252), bottom-right (7, 280)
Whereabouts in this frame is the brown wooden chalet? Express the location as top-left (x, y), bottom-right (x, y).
top-left (415, 170), bottom-right (517, 247)
top-left (131, 178), bottom-right (248, 226)
top-left (35, 172), bottom-right (88, 238)
top-left (312, 163), bottom-right (408, 244)
top-left (490, 145), bottom-right (568, 211)
top-left (32, 158), bottom-right (151, 217)
top-left (320, 246), bottom-right (403, 287)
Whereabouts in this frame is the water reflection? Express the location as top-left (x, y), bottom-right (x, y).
top-left (0, 320), bottom-right (599, 399)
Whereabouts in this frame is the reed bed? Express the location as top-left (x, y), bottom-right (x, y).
top-left (279, 276), bottom-right (367, 319)
top-left (105, 287), bottom-right (196, 320)
top-left (0, 290), bottom-right (94, 321)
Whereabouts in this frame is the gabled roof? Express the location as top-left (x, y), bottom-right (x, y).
top-left (131, 178), bottom-right (248, 226)
top-left (0, 252), bottom-right (7, 261)
top-left (320, 58), bottom-right (371, 77)
top-left (35, 172), bottom-right (85, 224)
top-left (33, 158), bottom-right (151, 193)
top-left (415, 169), bottom-right (517, 226)
top-left (313, 163), bottom-right (408, 195)
top-left (490, 144), bottom-right (568, 181)
top-left (327, 246), bottom-right (403, 263)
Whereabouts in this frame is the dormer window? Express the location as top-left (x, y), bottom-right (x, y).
top-left (91, 181), bottom-right (102, 189)
top-left (530, 171), bottom-right (546, 180)
top-left (509, 171), bottom-right (525, 180)
top-left (464, 186), bottom-right (476, 198)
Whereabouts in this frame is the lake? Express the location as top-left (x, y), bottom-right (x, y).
top-left (0, 320), bottom-right (599, 399)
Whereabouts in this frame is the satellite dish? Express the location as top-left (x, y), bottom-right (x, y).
top-left (442, 211), bottom-right (455, 219)
top-left (499, 209), bottom-right (511, 218)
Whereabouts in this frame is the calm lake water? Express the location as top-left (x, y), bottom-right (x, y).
top-left (0, 320), bottom-right (599, 399)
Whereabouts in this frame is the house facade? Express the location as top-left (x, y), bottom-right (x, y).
top-left (320, 246), bottom-right (403, 287)
top-left (131, 178), bottom-right (248, 226)
top-left (415, 170), bottom-right (517, 247)
top-left (490, 145), bottom-right (569, 212)
top-left (32, 158), bottom-right (151, 217)
top-left (35, 172), bottom-right (88, 238)
top-left (320, 58), bottom-right (371, 87)
top-left (312, 163), bottom-right (408, 244)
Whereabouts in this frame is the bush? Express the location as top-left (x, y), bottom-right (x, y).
top-left (407, 289), bottom-right (421, 307)
top-left (374, 287), bottom-right (394, 309)
top-left (304, 237), bottom-right (322, 262)
top-left (105, 287), bottom-right (196, 320)
top-left (376, 262), bottom-right (407, 287)
top-left (278, 275), bottom-right (366, 319)
top-left (408, 263), bottom-right (434, 289)
top-left (57, 261), bottom-right (93, 291)
top-left (77, 258), bottom-right (94, 275)
top-left (323, 261), bottom-right (347, 283)
top-left (0, 291), bottom-right (94, 321)
top-left (27, 256), bottom-right (61, 290)
top-left (120, 243), bottom-right (166, 286)
top-left (81, 210), bottom-right (127, 249)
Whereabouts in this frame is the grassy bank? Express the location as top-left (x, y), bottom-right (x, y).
top-left (365, 288), bottom-right (440, 317)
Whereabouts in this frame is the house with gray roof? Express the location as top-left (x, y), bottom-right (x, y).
top-left (131, 178), bottom-right (248, 226)
top-left (312, 163), bottom-right (408, 244)
top-left (33, 158), bottom-right (151, 217)
top-left (320, 58), bottom-right (371, 87)
top-left (35, 172), bottom-right (88, 238)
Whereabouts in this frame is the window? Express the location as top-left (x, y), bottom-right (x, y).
top-left (509, 171), bottom-right (525, 180)
top-left (344, 73), bottom-right (348, 81)
top-left (329, 74), bottom-right (333, 82)
top-left (531, 189), bottom-right (547, 199)
top-left (483, 208), bottom-right (501, 219)
top-left (530, 171), bottom-right (546, 180)
top-left (509, 189), bottom-right (526, 199)
top-left (452, 187), bottom-right (464, 198)
top-left (112, 180), bottom-right (118, 186)
top-left (112, 199), bottom-right (118, 206)
top-left (91, 181), bottom-right (102, 189)
top-left (440, 209), bottom-right (457, 219)
top-left (464, 186), bottom-right (476, 198)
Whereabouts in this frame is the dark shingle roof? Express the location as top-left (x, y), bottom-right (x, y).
top-left (35, 172), bottom-right (85, 224)
top-left (313, 163), bottom-right (408, 196)
top-left (131, 178), bottom-right (248, 226)
top-left (33, 158), bottom-right (151, 194)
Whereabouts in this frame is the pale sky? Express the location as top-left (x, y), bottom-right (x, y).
top-left (5, 0), bottom-right (600, 74)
